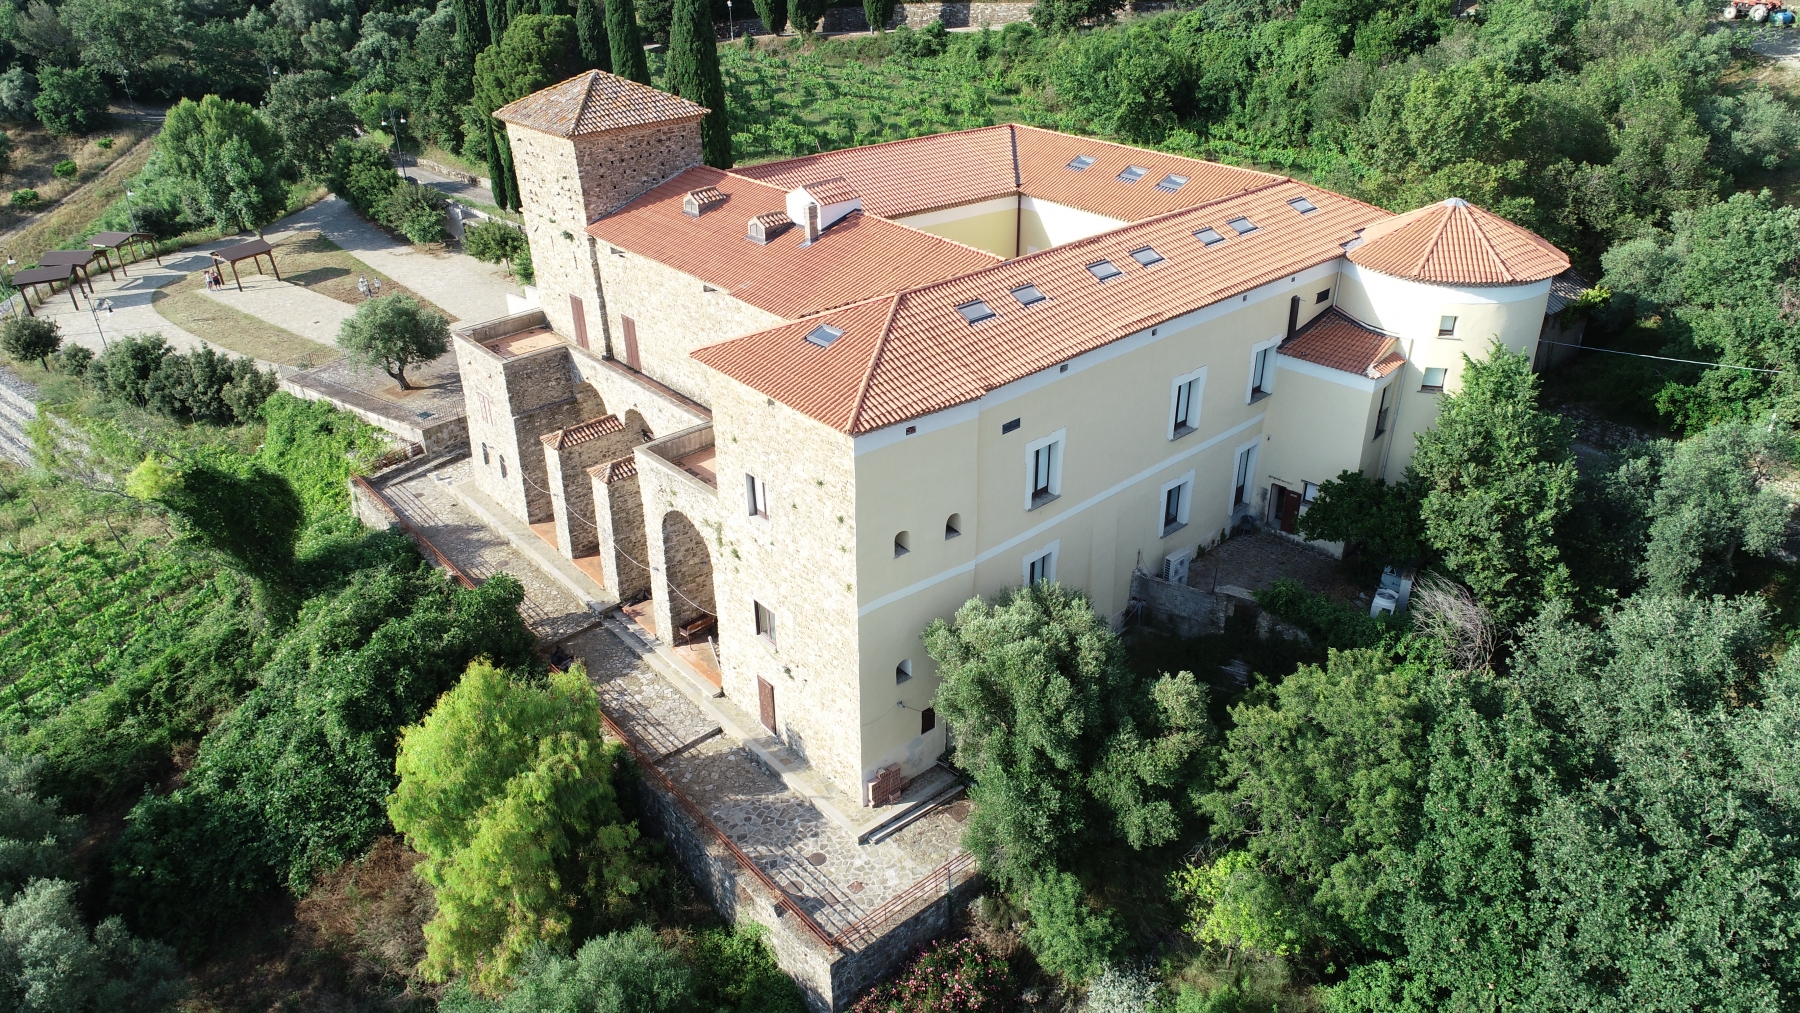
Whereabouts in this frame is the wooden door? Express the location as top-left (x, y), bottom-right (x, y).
top-left (757, 677), bottom-right (776, 733)
top-left (1273, 485), bottom-right (1302, 534)
top-left (570, 295), bottom-right (588, 350)
top-left (622, 315), bottom-right (641, 371)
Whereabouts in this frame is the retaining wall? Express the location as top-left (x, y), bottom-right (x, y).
top-left (0, 367), bottom-right (38, 466)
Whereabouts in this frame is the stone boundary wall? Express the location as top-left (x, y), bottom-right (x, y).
top-left (716, 0), bottom-right (1175, 36)
top-left (1129, 569), bottom-right (1227, 638)
top-left (0, 367), bottom-right (39, 467)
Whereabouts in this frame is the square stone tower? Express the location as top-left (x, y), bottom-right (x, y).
top-left (494, 71), bottom-right (708, 351)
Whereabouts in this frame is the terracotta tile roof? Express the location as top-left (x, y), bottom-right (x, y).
top-left (1278, 309), bottom-right (1400, 378)
top-left (588, 166), bottom-right (1002, 319)
top-left (494, 70), bottom-right (707, 137)
top-left (796, 176), bottom-right (860, 205)
top-left (733, 125), bottom-right (1283, 223)
top-left (590, 456), bottom-right (639, 482)
top-left (1348, 197), bottom-right (1569, 286)
top-left (543, 414), bottom-right (625, 449)
top-left (683, 187), bottom-right (726, 215)
top-left (694, 180), bottom-right (1391, 433)
top-left (1544, 268), bottom-right (1590, 315)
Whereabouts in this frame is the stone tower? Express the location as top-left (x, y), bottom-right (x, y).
top-left (493, 71), bottom-right (709, 351)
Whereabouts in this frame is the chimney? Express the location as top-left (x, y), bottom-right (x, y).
top-left (805, 202), bottom-right (821, 244)
top-left (785, 178), bottom-right (861, 247)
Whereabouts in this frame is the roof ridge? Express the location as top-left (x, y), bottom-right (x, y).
top-left (1010, 124), bottom-right (1021, 189)
top-left (1407, 204), bottom-right (1456, 279)
top-left (741, 123), bottom-right (1014, 174)
top-left (844, 293), bottom-right (905, 433)
top-left (1460, 204), bottom-right (1515, 284)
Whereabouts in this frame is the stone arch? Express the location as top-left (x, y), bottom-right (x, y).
top-left (660, 510), bottom-right (716, 640)
top-left (623, 408), bottom-right (654, 442)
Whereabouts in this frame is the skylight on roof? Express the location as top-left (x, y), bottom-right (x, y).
top-left (1227, 217), bottom-right (1258, 235)
top-left (1287, 196), bottom-right (1319, 215)
top-left (1194, 227), bottom-right (1225, 246)
top-left (1087, 260), bottom-right (1123, 282)
top-left (1067, 155), bottom-right (1095, 171)
top-left (1156, 174), bottom-right (1189, 192)
top-left (1117, 166), bottom-right (1147, 183)
top-left (1130, 246), bottom-right (1165, 267)
top-left (1011, 284), bottom-right (1047, 307)
top-left (956, 300), bottom-right (997, 325)
top-left (805, 324), bottom-right (844, 348)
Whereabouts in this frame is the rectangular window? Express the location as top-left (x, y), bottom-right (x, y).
top-left (745, 474), bottom-right (768, 517)
top-left (1316, 288), bottom-right (1331, 304)
top-left (1160, 471), bottom-right (1194, 535)
top-left (1421, 367), bottom-right (1447, 392)
top-left (621, 315), bottom-right (641, 370)
top-left (1117, 165), bottom-right (1147, 183)
top-left (754, 600), bottom-right (776, 644)
top-left (1227, 216), bottom-right (1258, 235)
top-left (1194, 227), bottom-right (1225, 247)
top-left (1156, 174), bottom-right (1189, 192)
top-left (920, 707), bottom-right (936, 734)
top-left (1374, 385), bottom-right (1391, 438)
top-left (1011, 284), bottom-right (1047, 307)
top-left (1028, 552), bottom-right (1053, 584)
top-left (1233, 446), bottom-right (1256, 508)
top-left (1170, 366), bottom-right (1205, 439)
top-left (1130, 246), bottom-right (1165, 267)
top-left (1249, 342), bottom-right (1276, 401)
top-left (1438, 315), bottom-right (1458, 337)
top-left (1164, 486), bottom-right (1182, 529)
top-left (1087, 260), bottom-right (1122, 282)
top-left (477, 392), bottom-right (493, 426)
top-left (1067, 155), bottom-right (1095, 171)
top-left (1025, 432), bottom-right (1065, 509)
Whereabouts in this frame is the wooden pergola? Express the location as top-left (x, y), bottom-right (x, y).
top-left (11, 264), bottom-right (83, 314)
top-left (89, 230), bottom-right (160, 276)
top-left (37, 249), bottom-right (103, 289)
top-left (209, 238), bottom-right (280, 292)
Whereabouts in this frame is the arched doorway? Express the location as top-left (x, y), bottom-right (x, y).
top-left (661, 511), bottom-right (717, 643)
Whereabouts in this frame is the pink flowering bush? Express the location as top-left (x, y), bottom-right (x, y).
top-left (851, 937), bottom-right (1015, 1012)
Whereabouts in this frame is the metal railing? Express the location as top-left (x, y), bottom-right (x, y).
top-left (832, 850), bottom-right (977, 948)
top-left (352, 476), bottom-right (477, 590)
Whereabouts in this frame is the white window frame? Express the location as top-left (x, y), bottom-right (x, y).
top-left (1230, 440), bottom-right (1259, 511)
top-left (1159, 470), bottom-right (1195, 537)
top-left (1438, 315), bottom-right (1459, 338)
top-left (754, 600), bottom-right (777, 645)
top-left (1023, 429), bottom-right (1066, 510)
top-left (1421, 367), bottom-right (1447, 392)
top-left (1246, 336), bottom-right (1280, 403)
top-left (745, 473), bottom-right (769, 519)
top-left (1168, 366), bottom-right (1206, 440)
top-left (1023, 540), bottom-right (1060, 585)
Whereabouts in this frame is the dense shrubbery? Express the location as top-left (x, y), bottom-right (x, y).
top-left (1253, 579), bottom-right (1399, 650)
top-left (850, 937), bottom-right (1014, 1013)
top-left (81, 334), bottom-right (278, 425)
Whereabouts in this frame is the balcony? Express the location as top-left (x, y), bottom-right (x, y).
top-left (640, 423), bottom-right (716, 491)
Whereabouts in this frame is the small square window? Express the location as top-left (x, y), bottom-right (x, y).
top-left (1087, 260), bottom-right (1122, 282)
top-left (1287, 196), bottom-right (1318, 215)
top-left (805, 324), bottom-right (843, 348)
top-left (1302, 481), bottom-right (1319, 503)
top-left (956, 300), bottom-right (996, 325)
top-left (1002, 418), bottom-right (1021, 434)
top-left (1117, 166), bottom-right (1147, 183)
top-left (1067, 155), bottom-right (1095, 170)
top-left (1156, 174), bottom-right (1189, 192)
top-left (1011, 284), bottom-right (1047, 306)
top-left (1228, 217), bottom-right (1258, 235)
top-left (1438, 315), bottom-right (1458, 337)
top-left (1316, 288), bottom-right (1331, 304)
top-left (1422, 367), bottom-right (1447, 391)
top-left (1130, 246), bottom-right (1165, 267)
top-left (1194, 227), bottom-right (1225, 247)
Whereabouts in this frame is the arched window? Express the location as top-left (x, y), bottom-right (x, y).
top-left (894, 531), bottom-right (910, 557)
top-left (945, 513), bottom-right (961, 539)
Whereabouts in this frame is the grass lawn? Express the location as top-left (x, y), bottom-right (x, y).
top-left (0, 124), bottom-right (161, 268)
top-left (275, 230), bottom-right (449, 315)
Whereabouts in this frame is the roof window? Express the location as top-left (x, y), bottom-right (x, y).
top-left (1194, 227), bottom-right (1225, 246)
top-left (1155, 174), bottom-right (1189, 192)
top-left (1117, 166), bottom-right (1147, 183)
top-left (805, 324), bottom-right (844, 348)
top-left (1067, 155), bottom-right (1095, 171)
top-left (1227, 216), bottom-right (1258, 235)
top-left (1011, 284), bottom-right (1047, 307)
top-left (1130, 246), bottom-right (1165, 267)
top-left (1087, 260), bottom-right (1122, 282)
top-left (1286, 196), bottom-right (1318, 215)
top-left (956, 300), bottom-right (997, 325)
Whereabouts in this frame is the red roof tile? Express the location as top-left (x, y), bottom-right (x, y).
top-left (1348, 197), bottom-right (1570, 286)
top-left (543, 414), bottom-right (625, 449)
top-left (587, 166), bottom-right (1002, 319)
top-left (1278, 309), bottom-right (1399, 378)
top-left (494, 70), bottom-right (707, 137)
top-left (695, 180), bottom-right (1392, 433)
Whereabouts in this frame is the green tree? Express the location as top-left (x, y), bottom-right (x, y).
top-left (575, 0), bottom-right (610, 69)
top-left (61, 0), bottom-right (173, 108)
top-left (749, 0), bottom-right (785, 37)
top-left (1021, 868), bottom-right (1124, 982)
top-left (1170, 850), bottom-right (1307, 959)
top-left (0, 879), bottom-right (185, 1012)
top-left (126, 450), bottom-right (304, 592)
top-left (0, 68), bottom-right (37, 122)
top-left (263, 70), bottom-right (357, 176)
top-left (500, 925), bottom-right (693, 1012)
top-left (32, 66), bottom-right (107, 137)
top-left (606, 0), bottom-right (649, 81)
top-left (0, 756), bottom-right (78, 900)
top-left (1295, 470), bottom-right (1426, 568)
top-left (665, 0), bottom-right (729, 167)
top-left (473, 14), bottom-right (580, 210)
top-left (1630, 423), bottom-right (1792, 596)
top-left (925, 582), bottom-right (1213, 884)
top-left (1410, 342), bottom-right (1576, 625)
top-left (389, 662), bottom-right (657, 988)
top-left (336, 293), bottom-right (449, 390)
top-left (0, 316), bottom-right (59, 370)
top-left (862, 0), bottom-right (894, 32)
top-left (159, 95), bottom-right (288, 233)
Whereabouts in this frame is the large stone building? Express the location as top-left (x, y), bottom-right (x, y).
top-left (466, 69), bottom-right (1573, 800)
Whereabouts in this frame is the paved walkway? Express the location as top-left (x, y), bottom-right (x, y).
top-left (405, 162), bottom-right (499, 209)
top-left (278, 197), bottom-right (519, 325)
top-left (203, 272), bottom-right (355, 346)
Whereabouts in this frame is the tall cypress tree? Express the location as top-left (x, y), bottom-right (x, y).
top-left (749, 0), bottom-right (784, 35)
top-left (667, 0), bottom-right (730, 167)
top-left (576, 0), bottom-right (611, 70)
top-left (606, 0), bottom-right (650, 83)
top-left (454, 0), bottom-right (491, 56)
top-left (485, 0), bottom-right (508, 48)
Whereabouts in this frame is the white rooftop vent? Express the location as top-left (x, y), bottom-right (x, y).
top-left (683, 187), bottom-right (726, 216)
top-left (805, 323), bottom-right (844, 348)
top-left (787, 177), bottom-right (862, 244)
top-left (1067, 155), bottom-right (1095, 170)
top-left (1117, 166), bottom-right (1147, 183)
top-left (747, 211), bottom-right (791, 245)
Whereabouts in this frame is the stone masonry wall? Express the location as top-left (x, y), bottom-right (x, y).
top-left (707, 376), bottom-right (864, 793)
top-left (634, 429), bottom-right (724, 646)
top-left (594, 249), bottom-right (785, 408)
top-left (1129, 569), bottom-right (1227, 638)
top-left (568, 342), bottom-right (712, 437)
top-left (509, 118), bottom-right (703, 348)
top-left (455, 337), bottom-right (604, 524)
top-left (542, 415), bottom-right (653, 559)
top-left (591, 460), bottom-right (652, 601)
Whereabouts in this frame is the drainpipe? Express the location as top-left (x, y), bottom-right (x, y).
top-left (1376, 338), bottom-right (1415, 482)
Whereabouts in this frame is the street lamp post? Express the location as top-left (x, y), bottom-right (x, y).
top-left (87, 296), bottom-right (113, 350)
top-left (728, 0), bottom-right (734, 39)
top-left (383, 108), bottom-right (410, 179)
top-left (125, 189), bottom-right (139, 235)
top-left (1, 253), bottom-right (16, 320)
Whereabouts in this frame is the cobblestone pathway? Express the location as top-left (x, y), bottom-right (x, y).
top-left (377, 458), bottom-right (596, 642)
top-left (572, 627), bottom-right (964, 939)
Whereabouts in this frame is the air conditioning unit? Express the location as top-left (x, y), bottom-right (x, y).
top-left (1162, 549), bottom-right (1193, 584)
